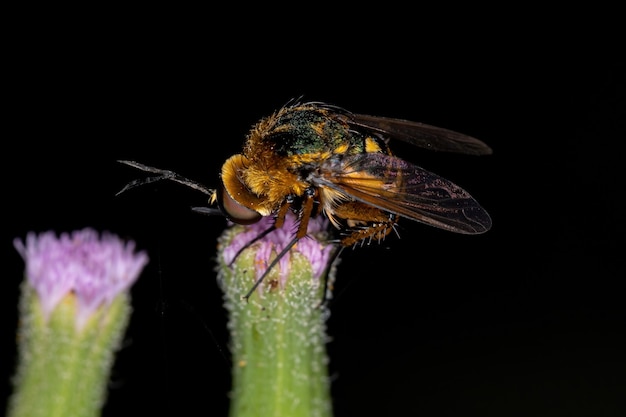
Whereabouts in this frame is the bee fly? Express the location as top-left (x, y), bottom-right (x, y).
top-left (118, 100), bottom-right (492, 300)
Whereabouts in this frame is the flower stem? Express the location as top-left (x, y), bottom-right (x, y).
top-left (218, 223), bottom-right (334, 417)
top-left (8, 284), bottom-right (131, 417)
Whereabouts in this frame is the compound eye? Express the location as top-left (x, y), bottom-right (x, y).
top-left (219, 185), bottom-right (262, 225)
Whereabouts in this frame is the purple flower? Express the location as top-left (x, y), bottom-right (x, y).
top-left (222, 213), bottom-right (335, 288)
top-left (14, 228), bottom-right (148, 329)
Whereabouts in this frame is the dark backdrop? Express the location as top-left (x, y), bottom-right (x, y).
top-left (3, 8), bottom-right (624, 417)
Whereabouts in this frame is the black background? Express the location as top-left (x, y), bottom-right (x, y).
top-left (2, 7), bottom-right (624, 417)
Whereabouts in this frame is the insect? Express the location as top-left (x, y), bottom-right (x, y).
top-left (118, 100), bottom-right (492, 300)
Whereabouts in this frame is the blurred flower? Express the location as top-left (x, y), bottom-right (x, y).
top-left (8, 228), bottom-right (148, 417)
top-left (13, 228), bottom-right (148, 329)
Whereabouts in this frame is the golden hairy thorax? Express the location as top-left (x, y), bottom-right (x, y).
top-left (223, 104), bottom-right (389, 217)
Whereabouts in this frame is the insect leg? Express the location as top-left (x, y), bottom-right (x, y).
top-left (332, 202), bottom-right (398, 246)
top-left (272, 197), bottom-right (293, 229)
top-left (295, 187), bottom-right (317, 239)
top-left (243, 188), bottom-right (318, 301)
top-left (228, 223), bottom-right (277, 267)
top-left (242, 235), bottom-right (299, 302)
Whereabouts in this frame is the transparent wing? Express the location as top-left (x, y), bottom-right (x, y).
top-left (315, 153), bottom-right (492, 234)
top-left (350, 113), bottom-right (493, 156)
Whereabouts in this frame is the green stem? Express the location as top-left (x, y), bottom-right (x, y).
top-left (7, 283), bottom-right (131, 417)
top-left (218, 230), bottom-right (334, 417)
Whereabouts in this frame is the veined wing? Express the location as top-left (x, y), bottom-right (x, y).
top-left (314, 153), bottom-right (492, 234)
top-left (350, 114), bottom-right (493, 156)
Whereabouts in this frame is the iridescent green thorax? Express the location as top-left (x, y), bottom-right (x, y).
top-left (265, 104), bottom-right (386, 157)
